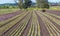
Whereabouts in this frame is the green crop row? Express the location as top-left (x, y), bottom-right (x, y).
top-left (0, 11), bottom-right (26, 27)
top-left (0, 11), bottom-right (28, 35)
top-left (0, 10), bottom-right (60, 36)
top-left (11, 12), bottom-right (31, 36)
top-left (37, 12), bottom-right (60, 36)
top-left (45, 12), bottom-right (60, 19)
top-left (28, 12), bottom-right (40, 36)
top-left (41, 12), bottom-right (60, 26)
top-left (41, 12), bottom-right (60, 33)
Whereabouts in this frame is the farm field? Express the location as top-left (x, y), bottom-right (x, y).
top-left (0, 9), bottom-right (20, 15)
top-left (49, 6), bottom-right (60, 10)
top-left (0, 9), bottom-right (21, 21)
top-left (0, 9), bottom-right (60, 36)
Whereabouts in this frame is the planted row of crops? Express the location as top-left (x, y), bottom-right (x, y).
top-left (7, 12), bottom-right (31, 36)
top-left (0, 11), bottom-right (24, 27)
top-left (28, 12), bottom-right (40, 36)
top-left (37, 11), bottom-right (60, 36)
top-left (0, 10), bottom-right (22, 21)
top-left (0, 10), bottom-right (60, 36)
top-left (0, 11), bottom-right (30, 35)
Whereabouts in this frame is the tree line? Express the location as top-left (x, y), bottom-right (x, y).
top-left (17, 0), bottom-right (49, 9)
top-left (0, 0), bottom-right (49, 9)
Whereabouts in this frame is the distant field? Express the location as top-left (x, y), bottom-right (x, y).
top-left (27, 6), bottom-right (60, 10)
top-left (0, 6), bottom-right (60, 15)
top-left (50, 6), bottom-right (60, 10)
top-left (0, 9), bottom-right (20, 15)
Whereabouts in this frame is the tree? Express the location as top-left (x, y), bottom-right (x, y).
top-left (24, 0), bottom-right (32, 8)
top-left (36, 0), bottom-right (49, 9)
top-left (14, 0), bottom-right (32, 9)
top-left (14, 0), bottom-right (24, 9)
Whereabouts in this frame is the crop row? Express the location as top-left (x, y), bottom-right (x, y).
top-left (28, 12), bottom-right (40, 36)
top-left (9, 12), bottom-right (31, 36)
top-left (45, 12), bottom-right (60, 19)
top-left (37, 11), bottom-right (60, 36)
top-left (41, 12), bottom-right (60, 25)
top-left (0, 11), bottom-right (26, 27)
top-left (0, 10), bottom-right (60, 36)
top-left (0, 11), bottom-right (29, 35)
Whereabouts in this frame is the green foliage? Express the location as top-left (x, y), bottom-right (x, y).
top-left (41, 2), bottom-right (49, 9)
top-left (36, 0), bottom-right (49, 9)
top-left (0, 6), bottom-right (18, 9)
top-left (0, 6), bottom-right (8, 9)
top-left (18, 0), bottom-right (32, 9)
top-left (0, 9), bottom-right (19, 15)
top-left (23, 0), bottom-right (32, 9)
